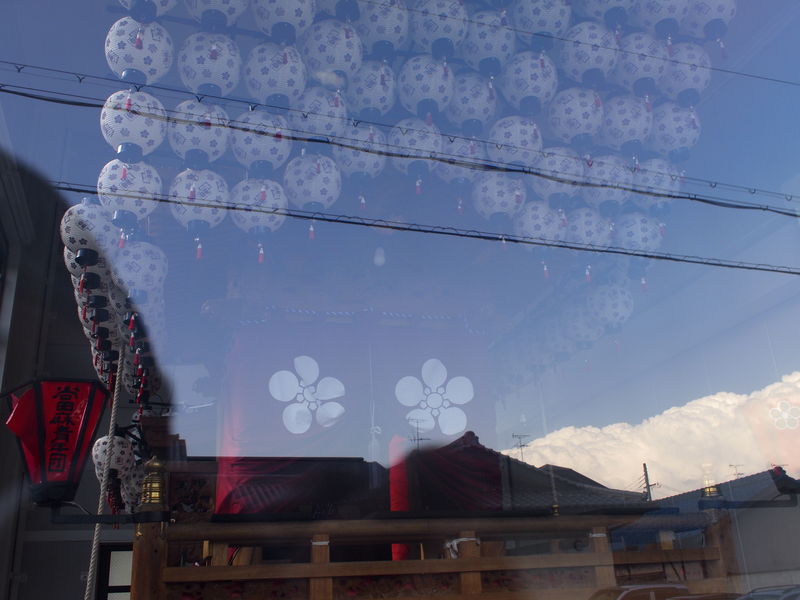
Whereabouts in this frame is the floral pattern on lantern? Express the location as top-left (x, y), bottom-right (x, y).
top-left (435, 137), bottom-right (487, 184)
top-left (614, 212), bottom-right (663, 251)
top-left (646, 102), bottom-right (701, 156)
top-left (459, 10), bottom-right (516, 75)
top-left (658, 43), bottom-right (712, 103)
top-left (547, 87), bottom-right (604, 145)
top-left (630, 158), bottom-right (682, 212)
top-left (610, 33), bottom-right (668, 94)
top-left (410, 0), bottom-right (468, 55)
top-left (110, 240), bottom-right (169, 295)
top-left (445, 73), bottom-right (497, 130)
top-left (561, 304), bottom-right (605, 344)
top-left (283, 153), bottom-right (342, 209)
top-left (100, 90), bottom-right (167, 156)
top-left (177, 32), bottom-right (241, 96)
top-left (498, 51), bottom-right (559, 113)
top-left (586, 284), bottom-right (634, 327)
top-left (557, 21), bottom-right (618, 84)
top-left (388, 117), bottom-right (442, 174)
top-left (511, 0), bottom-right (571, 46)
top-left (597, 95), bottom-right (653, 151)
top-left (92, 435), bottom-right (135, 481)
top-left (472, 172), bottom-right (525, 220)
top-left (288, 85), bottom-right (348, 139)
top-left (299, 19), bottom-right (364, 87)
top-left (64, 247), bottom-right (113, 281)
top-left (97, 159), bottom-right (161, 220)
top-left (345, 60), bottom-right (396, 117)
top-left (681, 0), bottom-right (737, 39)
top-left (565, 207), bottom-right (613, 246)
top-left (105, 17), bottom-right (173, 85)
top-left (332, 125), bottom-right (387, 178)
top-left (513, 200), bottom-right (563, 241)
top-left (184, 0), bottom-right (249, 27)
top-left (168, 99), bottom-right (229, 162)
top-left (230, 178), bottom-right (288, 233)
top-left (354, 0), bottom-right (410, 54)
top-left (527, 147), bottom-right (585, 201)
top-left (244, 43), bottom-right (307, 105)
top-left (397, 54), bottom-right (454, 117)
top-left (169, 168), bottom-right (229, 229)
top-left (230, 110), bottom-right (292, 171)
top-left (252, 0), bottom-right (316, 40)
top-left (582, 154), bottom-right (633, 207)
top-left (629, 0), bottom-right (690, 34)
top-left (487, 115), bottom-right (542, 170)
top-left (60, 199), bottom-right (117, 255)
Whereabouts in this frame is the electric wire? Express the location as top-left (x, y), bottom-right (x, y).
top-left (2, 81), bottom-right (799, 220)
top-left (50, 180), bottom-right (800, 277)
top-left (2, 58), bottom-right (798, 205)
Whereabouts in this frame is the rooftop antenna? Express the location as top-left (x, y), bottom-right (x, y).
top-left (512, 433), bottom-right (530, 462)
top-left (409, 419), bottom-right (430, 451)
top-left (729, 464), bottom-right (744, 479)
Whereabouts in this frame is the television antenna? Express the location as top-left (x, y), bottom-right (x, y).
top-left (512, 433), bottom-right (529, 462)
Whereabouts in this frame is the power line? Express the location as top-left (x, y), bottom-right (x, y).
top-left (49, 180), bottom-right (800, 277)
top-left (3, 81), bottom-right (799, 221)
top-left (2, 59), bottom-right (798, 205)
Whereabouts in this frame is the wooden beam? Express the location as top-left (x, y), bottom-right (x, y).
top-left (309, 534), bottom-right (333, 600)
top-left (131, 522), bottom-right (167, 600)
top-left (458, 530), bottom-right (482, 595)
top-left (590, 527), bottom-right (616, 588)
top-left (162, 552), bottom-right (614, 583)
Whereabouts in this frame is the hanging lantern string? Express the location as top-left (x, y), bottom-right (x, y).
top-left (1, 78), bottom-right (797, 208)
top-left (50, 181), bottom-right (800, 277)
top-left (83, 347), bottom-right (125, 600)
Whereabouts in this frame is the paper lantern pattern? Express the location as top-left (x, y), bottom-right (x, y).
top-left (244, 43), bottom-right (307, 105)
top-left (97, 159), bottom-right (162, 220)
top-left (353, 0), bottom-right (410, 55)
top-left (586, 284), bottom-right (634, 327)
top-left (169, 168), bottom-right (229, 229)
top-left (511, 0), bottom-right (572, 45)
top-left (562, 304), bottom-right (605, 344)
top-left (582, 154), bottom-right (633, 207)
top-left (630, 158), bottom-right (682, 212)
top-left (177, 33), bottom-right (241, 96)
top-left (527, 147), bottom-right (585, 201)
top-left (472, 172), bottom-right (525, 220)
top-left (230, 178), bottom-right (288, 233)
top-left (100, 90), bottom-right (167, 156)
top-left (445, 73), bottom-right (498, 130)
top-left (409, 0), bottom-right (468, 55)
top-left (646, 102), bottom-right (701, 156)
top-left (60, 200), bottom-right (117, 255)
top-left (92, 435), bottom-right (135, 481)
top-left (105, 18), bottom-right (173, 85)
top-left (168, 99), bottom-right (230, 163)
top-left (614, 212), bottom-right (663, 251)
top-left (682, 0), bottom-right (737, 39)
top-left (345, 60), bottom-right (397, 117)
top-left (435, 137), bottom-right (487, 184)
top-left (288, 85), bottom-right (348, 139)
top-left (299, 19), bottom-right (364, 86)
top-left (629, 0), bottom-right (690, 34)
top-left (572, 0), bottom-right (636, 24)
top-left (597, 95), bottom-right (653, 151)
top-left (397, 54), bottom-right (454, 117)
top-left (610, 32), bottom-right (668, 95)
top-left (388, 117), bottom-right (442, 174)
top-left (558, 21), bottom-right (618, 84)
top-left (564, 207), bottom-right (613, 246)
top-left (252, 0), bottom-right (316, 40)
top-left (513, 200), bottom-right (563, 241)
top-left (658, 43), bottom-right (712, 103)
top-left (229, 110), bottom-right (292, 171)
top-left (498, 51), bottom-right (559, 113)
top-left (332, 125), bottom-right (387, 178)
top-left (110, 240), bottom-right (169, 294)
top-left (184, 0), bottom-right (249, 26)
top-left (487, 115), bottom-right (542, 169)
top-left (284, 153), bottom-right (342, 209)
top-left (459, 10), bottom-right (516, 75)
top-left (548, 87), bottom-right (604, 144)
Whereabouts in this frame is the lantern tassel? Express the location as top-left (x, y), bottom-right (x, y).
top-left (195, 238), bottom-right (203, 260)
top-left (308, 223), bottom-right (315, 240)
top-left (257, 242), bottom-right (265, 264)
top-left (359, 195), bottom-right (366, 210)
top-left (134, 31), bottom-right (143, 50)
top-left (542, 262), bottom-right (549, 279)
top-left (641, 277), bottom-right (648, 291)
top-left (457, 198), bottom-right (463, 215)
top-left (717, 38), bottom-right (728, 59)
top-left (415, 178), bottom-right (422, 195)
top-left (585, 265), bottom-right (592, 283)
top-left (425, 112), bottom-right (433, 126)
top-left (118, 229), bottom-right (126, 249)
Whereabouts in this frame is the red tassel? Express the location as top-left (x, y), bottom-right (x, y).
top-left (442, 60), bottom-right (449, 77)
top-left (129, 333), bottom-right (135, 348)
top-left (136, 364), bottom-right (144, 377)
top-left (128, 313), bottom-right (136, 331)
top-left (121, 166), bottom-right (128, 180)
top-left (488, 78), bottom-right (495, 100)
top-left (641, 277), bottom-right (648, 291)
top-left (195, 239), bottom-right (203, 260)
top-left (585, 265), bottom-right (592, 283)
top-left (260, 186), bottom-right (267, 202)
top-left (359, 195), bottom-right (366, 210)
top-left (500, 236), bottom-right (507, 250)
top-left (457, 198), bottom-right (463, 215)
top-left (539, 52), bottom-right (546, 69)
top-left (644, 95), bottom-right (652, 112)
top-left (717, 38), bottom-right (728, 59)
top-left (667, 36), bottom-right (674, 56)
top-left (124, 94), bottom-right (133, 111)
top-left (108, 372), bottom-right (114, 391)
top-left (585, 155), bottom-right (593, 168)
top-left (118, 229), bottom-right (126, 249)
top-left (415, 178), bottom-right (422, 194)
top-left (79, 274), bottom-right (86, 294)
top-left (594, 93), bottom-right (602, 108)
top-left (368, 128), bottom-right (375, 142)
top-left (258, 242), bottom-right (265, 263)
top-left (82, 305), bottom-right (87, 321)
top-left (334, 92), bottom-right (340, 107)
top-left (188, 185), bottom-right (196, 201)
top-left (209, 44), bottom-right (219, 60)
top-left (91, 320), bottom-right (97, 335)
top-left (274, 128), bottom-right (283, 140)
top-left (94, 353), bottom-right (100, 368)
top-left (425, 112), bottom-right (433, 126)
top-left (134, 31), bottom-right (143, 49)
top-left (542, 262), bottom-right (549, 279)
top-left (133, 349), bottom-right (140, 366)
top-left (315, 160), bottom-right (321, 174)
top-left (308, 224), bottom-right (315, 240)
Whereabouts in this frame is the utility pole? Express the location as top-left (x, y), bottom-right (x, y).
top-left (512, 433), bottom-right (529, 462)
top-left (643, 463), bottom-right (658, 501)
top-left (729, 464), bottom-right (744, 479)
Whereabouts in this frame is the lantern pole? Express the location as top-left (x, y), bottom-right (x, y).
top-left (83, 346), bottom-right (124, 600)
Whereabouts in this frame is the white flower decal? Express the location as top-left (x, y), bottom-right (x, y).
top-left (395, 359), bottom-right (474, 436)
top-left (769, 401), bottom-right (800, 430)
top-left (268, 356), bottom-right (345, 434)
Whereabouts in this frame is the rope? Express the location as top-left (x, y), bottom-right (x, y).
top-left (83, 348), bottom-right (124, 600)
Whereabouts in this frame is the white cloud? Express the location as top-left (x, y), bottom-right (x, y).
top-left (511, 373), bottom-right (800, 498)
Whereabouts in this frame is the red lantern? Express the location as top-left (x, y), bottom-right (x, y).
top-left (5, 380), bottom-right (108, 505)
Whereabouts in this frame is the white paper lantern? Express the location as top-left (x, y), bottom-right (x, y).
top-left (118, 0), bottom-right (178, 19)
top-left (410, 0), bottom-right (468, 58)
top-left (388, 117), bottom-right (442, 177)
top-left (498, 51), bottom-right (558, 116)
top-left (168, 99), bottom-right (229, 164)
top-left (397, 54), bottom-right (454, 118)
top-left (177, 33), bottom-right (241, 96)
top-left (630, 0), bottom-right (690, 38)
top-left (658, 43), bottom-right (711, 106)
top-left (60, 199), bottom-right (117, 255)
top-left (252, 0), bottom-right (316, 43)
top-left (97, 159), bottom-right (161, 221)
top-left (288, 85), bottom-right (348, 139)
top-left (230, 110), bottom-right (292, 172)
top-left (630, 158), bottom-right (681, 212)
top-left (487, 115), bottom-right (542, 170)
top-left (332, 125), bottom-right (387, 178)
top-left (682, 0), bottom-right (736, 40)
top-left (283, 153), bottom-right (342, 209)
top-left (527, 147), bottom-right (585, 201)
top-left (587, 284), bottom-right (634, 327)
top-left (547, 87), bottom-right (604, 146)
top-left (582, 154), bottom-right (633, 208)
top-left (610, 32), bottom-right (668, 97)
top-left (244, 43), bottom-right (307, 106)
top-left (92, 435), bottom-right (135, 481)
top-left (597, 95), bottom-right (653, 153)
top-left (100, 90), bottom-right (167, 159)
top-left (614, 212), bottom-right (662, 251)
top-left (299, 19), bottom-right (363, 87)
top-left (354, 0), bottom-right (409, 59)
top-left (436, 137), bottom-right (487, 184)
top-left (558, 21), bottom-right (618, 86)
top-left (513, 200), bottom-right (563, 241)
top-left (230, 178), bottom-right (288, 234)
top-left (445, 73), bottom-right (497, 134)
top-left (105, 17), bottom-right (173, 85)
top-left (184, 0), bottom-right (249, 27)
top-left (573, 0), bottom-right (636, 27)
top-left (564, 207), bottom-right (613, 246)
top-left (169, 169), bottom-right (229, 230)
top-left (121, 463), bottom-right (145, 511)
top-left (65, 249), bottom-right (113, 290)
top-left (111, 240), bottom-right (169, 295)
top-left (459, 10), bottom-right (516, 77)
top-left (511, 0), bottom-right (571, 47)
top-left (472, 172), bottom-right (525, 220)
top-left (646, 102), bottom-right (701, 159)
top-left (562, 304), bottom-right (605, 344)
top-left (107, 283), bottom-right (133, 317)
top-left (345, 60), bottom-right (396, 118)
